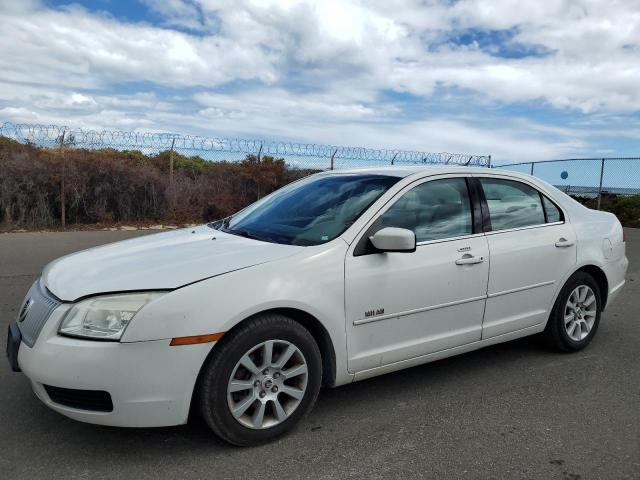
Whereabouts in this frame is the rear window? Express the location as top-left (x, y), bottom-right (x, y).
top-left (542, 196), bottom-right (562, 223)
top-left (480, 178), bottom-right (545, 230)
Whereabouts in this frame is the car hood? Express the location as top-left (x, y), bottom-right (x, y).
top-left (43, 225), bottom-right (304, 301)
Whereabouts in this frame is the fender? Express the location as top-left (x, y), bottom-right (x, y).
top-left (121, 239), bottom-right (354, 387)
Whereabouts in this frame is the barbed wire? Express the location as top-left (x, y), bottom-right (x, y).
top-left (0, 122), bottom-right (491, 166)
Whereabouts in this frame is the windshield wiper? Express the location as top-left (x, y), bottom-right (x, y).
top-left (225, 228), bottom-right (265, 242)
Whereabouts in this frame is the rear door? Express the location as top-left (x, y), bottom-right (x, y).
top-left (475, 176), bottom-right (577, 339)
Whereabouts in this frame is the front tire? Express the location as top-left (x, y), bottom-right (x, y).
top-left (544, 271), bottom-right (602, 352)
top-left (197, 313), bottom-right (322, 446)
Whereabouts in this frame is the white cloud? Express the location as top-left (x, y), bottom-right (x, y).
top-left (0, 2), bottom-right (277, 89)
top-left (164, 88), bottom-right (592, 161)
top-left (2, 0), bottom-right (639, 107)
top-left (0, 0), bottom-right (639, 161)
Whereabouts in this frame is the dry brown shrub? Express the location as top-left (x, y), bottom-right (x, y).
top-left (0, 137), bottom-right (319, 229)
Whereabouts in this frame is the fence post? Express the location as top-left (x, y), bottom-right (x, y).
top-left (169, 137), bottom-right (175, 186)
top-left (257, 143), bottom-right (263, 163)
top-left (59, 130), bottom-right (66, 229)
top-left (391, 153), bottom-right (398, 166)
top-left (530, 162), bottom-right (534, 175)
top-left (597, 158), bottom-right (605, 210)
top-left (487, 155), bottom-right (491, 168)
top-left (169, 137), bottom-right (176, 211)
top-left (330, 148), bottom-right (338, 170)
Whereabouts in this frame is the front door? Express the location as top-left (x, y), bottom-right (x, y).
top-left (344, 176), bottom-right (490, 373)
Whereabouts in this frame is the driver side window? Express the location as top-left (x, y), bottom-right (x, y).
top-left (378, 178), bottom-right (473, 243)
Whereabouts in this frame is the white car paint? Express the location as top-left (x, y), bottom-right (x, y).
top-left (345, 232), bottom-right (490, 372)
top-left (13, 166), bottom-right (628, 428)
top-left (43, 226), bottom-right (304, 301)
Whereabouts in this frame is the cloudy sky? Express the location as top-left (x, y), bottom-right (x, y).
top-left (1, 0), bottom-right (639, 163)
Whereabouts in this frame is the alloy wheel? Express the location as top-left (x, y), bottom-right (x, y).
top-left (227, 339), bottom-right (308, 429)
top-left (564, 285), bottom-right (597, 341)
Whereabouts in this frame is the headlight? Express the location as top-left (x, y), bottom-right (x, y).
top-left (59, 292), bottom-right (164, 341)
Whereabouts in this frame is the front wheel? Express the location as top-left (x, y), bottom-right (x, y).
top-left (197, 313), bottom-right (322, 446)
top-left (544, 272), bottom-right (602, 352)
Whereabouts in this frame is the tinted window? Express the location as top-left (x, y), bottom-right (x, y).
top-left (378, 178), bottom-right (473, 242)
top-left (480, 178), bottom-right (545, 230)
top-left (217, 174), bottom-right (400, 246)
top-left (542, 196), bottom-right (562, 223)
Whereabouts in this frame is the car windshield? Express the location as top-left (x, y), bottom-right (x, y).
top-left (211, 174), bottom-right (400, 246)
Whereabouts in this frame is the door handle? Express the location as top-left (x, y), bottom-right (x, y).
top-left (555, 238), bottom-right (575, 248)
top-left (455, 254), bottom-right (484, 265)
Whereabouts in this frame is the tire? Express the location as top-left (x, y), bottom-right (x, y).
top-left (544, 271), bottom-right (602, 352)
top-left (197, 313), bottom-right (322, 446)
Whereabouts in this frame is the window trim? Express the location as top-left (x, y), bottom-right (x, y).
top-left (468, 177), bottom-right (492, 232)
top-left (476, 177), bottom-right (566, 234)
top-left (484, 221), bottom-right (565, 236)
top-left (415, 231), bottom-right (485, 247)
top-left (353, 175), bottom-right (476, 256)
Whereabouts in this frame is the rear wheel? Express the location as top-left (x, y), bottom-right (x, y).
top-left (544, 272), bottom-right (602, 352)
top-left (197, 313), bottom-right (322, 446)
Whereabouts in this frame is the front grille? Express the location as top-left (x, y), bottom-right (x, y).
top-left (43, 385), bottom-right (114, 412)
top-left (16, 280), bottom-right (61, 347)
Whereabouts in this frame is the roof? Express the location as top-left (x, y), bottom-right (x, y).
top-left (322, 165), bottom-right (523, 178)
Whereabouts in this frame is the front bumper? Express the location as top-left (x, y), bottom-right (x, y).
top-left (6, 322), bottom-right (21, 372)
top-left (14, 306), bottom-right (214, 427)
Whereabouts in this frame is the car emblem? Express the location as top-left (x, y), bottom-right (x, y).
top-left (18, 298), bottom-right (34, 323)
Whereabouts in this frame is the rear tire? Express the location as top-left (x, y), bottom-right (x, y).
top-left (544, 271), bottom-right (602, 352)
top-left (197, 313), bottom-right (322, 446)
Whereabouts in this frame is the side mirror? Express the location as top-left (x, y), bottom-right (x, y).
top-left (369, 227), bottom-right (416, 253)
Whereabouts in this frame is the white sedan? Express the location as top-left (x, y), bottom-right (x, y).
top-left (6, 167), bottom-right (628, 445)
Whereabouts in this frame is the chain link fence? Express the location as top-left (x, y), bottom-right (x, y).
top-left (493, 158), bottom-right (640, 210)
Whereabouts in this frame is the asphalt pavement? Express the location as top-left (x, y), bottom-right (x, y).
top-left (1, 229), bottom-right (638, 479)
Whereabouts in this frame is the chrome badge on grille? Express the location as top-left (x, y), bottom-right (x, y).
top-left (18, 298), bottom-right (34, 322)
